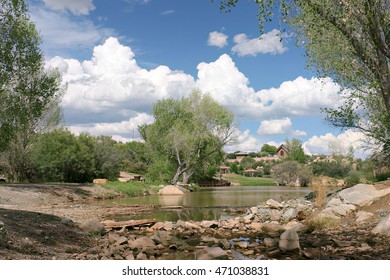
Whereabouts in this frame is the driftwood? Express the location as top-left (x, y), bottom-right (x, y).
top-left (102, 218), bottom-right (156, 230)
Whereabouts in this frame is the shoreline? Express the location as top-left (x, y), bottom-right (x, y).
top-left (1, 182), bottom-right (390, 260)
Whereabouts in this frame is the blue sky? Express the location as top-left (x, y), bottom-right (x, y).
top-left (26, 0), bottom-right (367, 157)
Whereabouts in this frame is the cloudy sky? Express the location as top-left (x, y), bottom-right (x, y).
top-left (27, 0), bottom-right (367, 157)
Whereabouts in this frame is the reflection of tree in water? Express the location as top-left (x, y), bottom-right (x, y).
top-left (177, 208), bottom-right (222, 221)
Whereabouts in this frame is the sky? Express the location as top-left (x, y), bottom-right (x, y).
top-left (26, 0), bottom-right (368, 157)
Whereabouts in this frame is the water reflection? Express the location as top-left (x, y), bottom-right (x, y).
top-left (96, 186), bottom-right (311, 221)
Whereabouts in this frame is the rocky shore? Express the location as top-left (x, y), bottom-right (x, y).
top-left (74, 182), bottom-right (390, 260)
top-left (1, 182), bottom-right (390, 260)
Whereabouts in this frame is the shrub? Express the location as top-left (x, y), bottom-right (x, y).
top-left (272, 161), bottom-right (313, 187)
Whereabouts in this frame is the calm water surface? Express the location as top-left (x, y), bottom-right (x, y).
top-left (97, 186), bottom-right (311, 221)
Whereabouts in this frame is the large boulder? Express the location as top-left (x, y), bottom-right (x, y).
top-left (158, 185), bottom-right (186, 195)
top-left (279, 229), bottom-right (300, 252)
top-left (93, 179), bottom-right (108, 184)
top-left (372, 213), bottom-right (390, 236)
top-left (80, 219), bottom-right (105, 234)
top-left (338, 184), bottom-right (390, 206)
top-left (266, 199), bottom-right (283, 209)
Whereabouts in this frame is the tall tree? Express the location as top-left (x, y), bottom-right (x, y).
top-left (0, 0), bottom-right (63, 181)
top-left (140, 90), bottom-right (236, 184)
top-left (213, 0), bottom-right (389, 157)
top-left (285, 138), bottom-right (306, 163)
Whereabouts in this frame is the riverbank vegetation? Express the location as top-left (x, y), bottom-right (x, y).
top-left (222, 174), bottom-right (275, 186)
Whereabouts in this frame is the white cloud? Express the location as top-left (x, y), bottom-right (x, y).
top-left (224, 130), bottom-right (261, 153)
top-left (29, 5), bottom-right (115, 57)
top-left (208, 31), bottom-right (228, 48)
top-left (303, 130), bottom-right (369, 158)
top-left (257, 118), bottom-right (307, 136)
top-left (161, 10), bottom-right (175, 15)
top-left (196, 55), bottom-right (341, 120)
top-left (232, 29), bottom-right (287, 56)
top-left (43, 0), bottom-right (95, 15)
top-left (47, 37), bottom-right (195, 126)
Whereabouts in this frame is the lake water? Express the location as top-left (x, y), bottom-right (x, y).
top-left (97, 186), bottom-right (311, 221)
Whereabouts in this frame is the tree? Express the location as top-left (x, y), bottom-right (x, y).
top-left (240, 156), bottom-right (255, 170)
top-left (140, 90), bottom-right (236, 184)
top-left (0, 0), bottom-right (63, 181)
top-left (260, 144), bottom-right (277, 155)
top-left (272, 161), bottom-right (313, 187)
top-left (285, 138), bottom-right (306, 163)
top-left (214, 0), bottom-right (389, 157)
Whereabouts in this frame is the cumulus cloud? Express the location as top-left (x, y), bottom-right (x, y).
top-left (303, 130), bottom-right (368, 157)
top-left (45, 37), bottom-right (345, 143)
top-left (196, 55), bottom-right (341, 119)
top-left (224, 130), bottom-right (261, 153)
top-left (47, 37), bottom-right (195, 126)
top-left (208, 31), bottom-right (229, 48)
top-left (257, 118), bottom-right (307, 136)
top-left (232, 29), bottom-right (287, 56)
top-left (43, 0), bottom-right (95, 15)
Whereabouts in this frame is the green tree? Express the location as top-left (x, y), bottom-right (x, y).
top-left (214, 0), bottom-right (389, 157)
top-left (240, 156), bottom-right (256, 170)
top-left (0, 0), bottom-right (63, 181)
top-left (140, 90), bottom-right (236, 184)
top-left (285, 138), bottom-right (306, 163)
top-left (260, 144), bottom-right (277, 155)
top-left (272, 161), bottom-right (313, 187)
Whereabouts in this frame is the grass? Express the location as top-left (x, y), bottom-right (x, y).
top-left (304, 216), bottom-right (340, 233)
top-left (102, 180), bottom-right (161, 197)
top-left (222, 174), bottom-right (275, 186)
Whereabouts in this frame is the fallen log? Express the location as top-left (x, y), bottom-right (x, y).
top-left (101, 218), bottom-right (156, 230)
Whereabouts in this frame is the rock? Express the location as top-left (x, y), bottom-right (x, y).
top-left (266, 199), bottom-right (283, 209)
top-left (262, 223), bottom-right (285, 237)
top-left (249, 222), bottom-right (262, 231)
top-left (136, 252), bottom-right (147, 260)
top-left (80, 219), bottom-right (105, 234)
top-left (201, 236), bottom-right (219, 244)
top-left (158, 185), bottom-right (186, 195)
top-left (235, 241), bottom-right (248, 249)
top-left (326, 197), bottom-right (343, 207)
top-left (269, 210), bottom-right (282, 221)
top-left (372, 213), bottom-right (390, 236)
top-left (151, 222), bottom-right (164, 230)
top-left (118, 177), bottom-right (131, 183)
top-left (285, 221), bottom-right (305, 232)
top-left (242, 250), bottom-right (254, 256)
top-left (282, 208), bottom-right (297, 221)
top-left (268, 249), bottom-right (282, 258)
top-left (219, 239), bottom-right (231, 250)
top-left (263, 238), bottom-right (278, 249)
top-left (60, 218), bottom-right (74, 226)
top-left (338, 184), bottom-right (390, 206)
top-left (318, 208), bottom-right (341, 220)
top-left (201, 220), bottom-right (219, 228)
top-left (222, 219), bottom-right (238, 229)
top-left (356, 211), bottom-right (374, 224)
top-left (250, 207), bottom-right (259, 214)
top-left (296, 210), bottom-right (307, 221)
top-left (151, 231), bottom-right (169, 245)
top-left (131, 237), bottom-right (155, 249)
top-left (93, 179), bottom-right (108, 184)
top-left (114, 236), bottom-right (128, 246)
top-left (125, 252), bottom-right (134, 260)
top-left (279, 229), bottom-right (300, 252)
top-left (196, 247), bottom-right (228, 260)
top-left (163, 221), bottom-right (174, 231)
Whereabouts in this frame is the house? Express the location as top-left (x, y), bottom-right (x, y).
top-left (276, 144), bottom-right (288, 158)
top-left (235, 152), bottom-right (249, 163)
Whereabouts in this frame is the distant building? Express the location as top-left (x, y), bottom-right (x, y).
top-left (235, 152), bottom-right (249, 163)
top-left (276, 144), bottom-right (288, 158)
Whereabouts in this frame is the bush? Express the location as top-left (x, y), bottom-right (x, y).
top-left (311, 162), bottom-right (351, 178)
top-left (345, 170), bottom-right (361, 186)
top-left (272, 161), bottom-right (313, 187)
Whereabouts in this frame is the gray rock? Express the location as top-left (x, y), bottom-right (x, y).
top-left (250, 207), bottom-right (259, 214)
top-left (269, 210), bottom-right (282, 221)
top-left (285, 221), bottom-right (305, 232)
top-left (372, 213), bottom-right (390, 236)
top-left (80, 219), bottom-right (105, 234)
top-left (326, 197), bottom-right (343, 207)
top-left (282, 208), bottom-right (297, 221)
top-left (338, 184), bottom-right (390, 206)
top-left (356, 211), bottom-right (374, 224)
top-left (279, 229), bottom-right (300, 252)
top-left (114, 236), bottom-right (128, 246)
top-left (201, 220), bottom-right (219, 228)
top-left (219, 239), bottom-right (231, 250)
top-left (262, 223), bottom-right (285, 237)
top-left (263, 237), bottom-right (278, 249)
top-left (131, 236), bottom-right (155, 249)
top-left (196, 247), bottom-right (228, 260)
top-left (266, 199), bottom-right (283, 209)
top-left (163, 221), bottom-right (174, 231)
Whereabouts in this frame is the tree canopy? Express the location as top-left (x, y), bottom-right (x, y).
top-left (140, 90), bottom-right (236, 184)
top-left (214, 0), bottom-right (389, 160)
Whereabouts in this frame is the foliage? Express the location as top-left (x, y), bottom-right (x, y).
top-left (345, 170), bottom-right (361, 187)
top-left (310, 161), bottom-right (351, 179)
top-left (225, 152), bottom-right (237, 160)
top-left (117, 141), bottom-right (149, 174)
top-left (285, 138), bottom-right (306, 163)
top-left (272, 161), bottom-right (313, 187)
top-left (141, 90), bottom-right (236, 184)
top-left (214, 0), bottom-right (390, 159)
top-left (240, 156), bottom-right (256, 170)
top-left (0, 0), bottom-right (63, 181)
top-left (228, 161), bottom-right (240, 174)
top-left (32, 129), bottom-right (121, 183)
top-left (260, 144), bottom-right (277, 155)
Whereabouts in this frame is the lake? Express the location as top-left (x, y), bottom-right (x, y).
top-left (96, 186), bottom-right (311, 221)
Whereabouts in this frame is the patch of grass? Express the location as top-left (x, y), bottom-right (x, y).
top-left (222, 174), bottom-right (275, 186)
top-left (102, 180), bottom-right (162, 197)
top-left (304, 216), bottom-right (340, 233)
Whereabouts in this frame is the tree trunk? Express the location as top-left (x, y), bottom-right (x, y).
top-left (182, 170), bottom-right (194, 184)
top-left (171, 163), bottom-right (187, 185)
